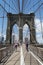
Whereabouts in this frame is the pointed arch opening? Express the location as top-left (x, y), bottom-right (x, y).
top-left (23, 24), bottom-right (30, 44)
top-left (12, 24), bottom-right (19, 44)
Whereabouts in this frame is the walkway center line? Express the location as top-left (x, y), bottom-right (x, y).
top-left (20, 46), bottom-right (25, 65)
top-left (29, 51), bottom-right (43, 65)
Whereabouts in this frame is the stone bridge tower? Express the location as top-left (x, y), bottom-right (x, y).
top-left (6, 13), bottom-right (36, 44)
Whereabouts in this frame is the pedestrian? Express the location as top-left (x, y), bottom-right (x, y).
top-left (25, 38), bottom-right (29, 51)
top-left (14, 40), bottom-right (18, 51)
top-left (26, 41), bottom-right (29, 51)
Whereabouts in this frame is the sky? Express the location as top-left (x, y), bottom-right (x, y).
top-left (0, 0), bottom-right (43, 44)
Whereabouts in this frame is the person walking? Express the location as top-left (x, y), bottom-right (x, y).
top-left (14, 40), bottom-right (18, 51)
top-left (26, 41), bottom-right (29, 51)
top-left (25, 38), bottom-right (29, 51)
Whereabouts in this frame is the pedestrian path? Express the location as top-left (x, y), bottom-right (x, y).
top-left (5, 47), bottom-right (20, 65)
top-left (20, 46), bottom-right (25, 65)
top-left (22, 44), bottom-right (43, 65)
top-left (4, 44), bottom-right (43, 65)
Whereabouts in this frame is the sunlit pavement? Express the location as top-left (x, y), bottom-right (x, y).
top-left (4, 47), bottom-right (20, 65)
top-left (22, 44), bottom-right (42, 65)
top-left (3, 44), bottom-right (43, 65)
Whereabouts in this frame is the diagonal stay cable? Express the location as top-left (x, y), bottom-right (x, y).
top-left (0, 4), bottom-right (7, 13)
top-left (38, 6), bottom-right (43, 38)
top-left (22, 0), bottom-right (24, 13)
top-left (12, 0), bottom-right (19, 13)
top-left (17, 0), bottom-right (20, 13)
top-left (23, 0), bottom-right (31, 10)
top-left (29, 0), bottom-right (41, 11)
top-left (34, 3), bottom-right (43, 13)
top-left (23, 0), bottom-right (28, 8)
top-left (1, 2), bottom-right (5, 41)
top-left (2, 0), bottom-right (18, 13)
top-left (24, 0), bottom-right (41, 12)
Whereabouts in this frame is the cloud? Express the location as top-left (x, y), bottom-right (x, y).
top-left (3, 35), bottom-right (6, 40)
top-left (36, 36), bottom-right (43, 44)
top-left (0, 33), bottom-right (6, 40)
top-left (23, 24), bottom-right (29, 33)
top-left (23, 24), bottom-right (30, 41)
top-left (12, 33), bottom-right (15, 35)
top-left (42, 22), bottom-right (43, 28)
top-left (15, 34), bottom-right (19, 41)
top-left (34, 18), bottom-right (43, 43)
top-left (35, 18), bottom-right (41, 32)
top-left (0, 33), bottom-right (1, 37)
top-left (12, 33), bottom-right (19, 41)
top-left (23, 24), bottom-right (28, 29)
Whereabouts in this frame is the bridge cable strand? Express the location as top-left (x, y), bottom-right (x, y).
top-left (29, 0), bottom-right (41, 12)
top-left (23, 0), bottom-right (27, 8)
top-left (34, 1), bottom-right (43, 39)
top-left (18, 0), bottom-right (20, 13)
top-left (2, 0), bottom-right (18, 13)
top-left (22, 0), bottom-right (24, 13)
top-left (24, 0), bottom-right (41, 13)
top-left (11, 0), bottom-right (19, 13)
top-left (23, 0), bottom-right (31, 11)
top-left (34, 3), bottom-right (43, 13)
top-left (38, 2), bottom-right (43, 39)
top-left (17, 0), bottom-right (20, 12)
top-left (25, 0), bottom-right (41, 11)
top-left (1, 1), bottom-right (5, 42)
top-left (13, 0), bottom-right (21, 13)
top-left (17, 0), bottom-right (20, 13)
top-left (12, 0), bottom-right (19, 13)
top-left (20, 0), bottom-right (26, 13)
top-left (33, 1), bottom-right (43, 39)
top-left (0, 4), bottom-right (7, 13)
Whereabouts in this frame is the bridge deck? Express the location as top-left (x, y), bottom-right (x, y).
top-left (3, 44), bottom-right (42, 65)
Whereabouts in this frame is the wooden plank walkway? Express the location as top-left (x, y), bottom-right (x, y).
top-left (5, 47), bottom-right (20, 65)
top-left (3, 44), bottom-right (42, 65)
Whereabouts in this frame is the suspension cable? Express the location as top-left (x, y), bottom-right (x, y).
top-left (22, 0), bottom-right (24, 13)
top-left (29, 0), bottom-right (41, 11)
top-left (38, 5), bottom-right (43, 39)
top-left (1, 2), bottom-right (5, 42)
top-left (14, 0), bottom-right (20, 13)
top-left (34, 3), bottom-right (43, 13)
top-left (3, 0), bottom-right (17, 13)
top-left (23, 0), bottom-right (31, 10)
top-left (18, 0), bottom-right (20, 13)
top-left (16, 0), bottom-right (20, 13)
top-left (0, 4), bottom-right (7, 13)
top-left (24, 0), bottom-right (41, 13)
top-left (23, 0), bottom-right (28, 8)
top-left (12, 0), bottom-right (19, 13)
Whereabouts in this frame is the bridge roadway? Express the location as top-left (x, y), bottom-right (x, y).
top-left (3, 44), bottom-right (43, 65)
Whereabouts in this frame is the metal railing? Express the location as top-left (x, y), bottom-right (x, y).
top-left (0, 44), bottom-right (15, 64)
top-left (30, 44), bottom-right (43, 61)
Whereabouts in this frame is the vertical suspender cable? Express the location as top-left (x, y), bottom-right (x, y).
top-left (1, 1), bottom-right (5, 43)
top-left (38, 2), bottom-right (43, 39)
top-left (39, 9), bottom-right (43, 38)
top-left (9, 0), bottom-right (10, 12)
top-left (18, 0), bottom-right (20, 13)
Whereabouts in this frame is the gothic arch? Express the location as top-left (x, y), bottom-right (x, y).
top-left (6, 13), bottom-right (36, 44)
